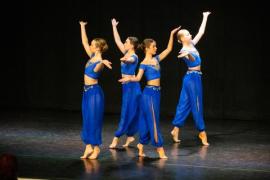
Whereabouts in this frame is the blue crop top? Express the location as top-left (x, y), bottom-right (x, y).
top-left (121, 54), bottom-right (139, 75)
top-left (84, 59), bottom-right (102, 79)
top-left (139, 55), bottom-right (161, 81)
top-left (180, 45), bottom-right (201, 68)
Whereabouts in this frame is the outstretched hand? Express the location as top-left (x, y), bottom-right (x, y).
top-left (120, 56), bottom-right (129, 61)
top-left (177, 51), bottom-right (188, 58)
top-left (111, 18), bottom-right (119, 26)
top-left (203, 11), bottom-right (211, 16)
top-left (177, 51), bottom-right (195, 61)
top-left (79, 21), bottom-right (87, 26)
top-left (118, 76), bottom-right (131, 84)
top-left (102, 60), bottom-right (112, 69)
top-left (171, 26), bottom-right (181, 35)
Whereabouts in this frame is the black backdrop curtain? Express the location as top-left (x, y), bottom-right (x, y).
top-left (3, 0), bottom-right (268, 121)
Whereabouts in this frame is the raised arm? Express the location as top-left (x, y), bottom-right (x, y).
top-left (118, 69), bottom-right (144, 83)
top-left (79, 21), bottom-right (93, 58)
top-left (111, 18), bottom-right (125, 54)
top-left (159, 26), bottom-right (181, 61)
top-left (192, 12), bottom-right (211, 45)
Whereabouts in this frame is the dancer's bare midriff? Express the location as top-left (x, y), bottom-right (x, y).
top-left (84, 75), bottom-right (98, 85)
top-left (188, 65), bottom-right (201, 71)
top-left (146, 79), bottom-right (160, 87)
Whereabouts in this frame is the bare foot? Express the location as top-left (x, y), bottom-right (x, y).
top-left (109, 137), bottom-right (119, 149)
top-left (157, 147), bottom-right (168, 159)
top-left (199, 131), bottom-right (210, 146)
top-left (88, 147), bottom-right (100, 160)
top-left (137, 143), bottom-right (146, 157)
top-left (80, 145), bottom-right (93, 159)
top-left (171, 127), bottom-right (180, 143)
top-left (122, 136), bottom-right (135, 147)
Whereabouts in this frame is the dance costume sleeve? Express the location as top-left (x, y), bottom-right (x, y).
top-left (154, 55), bottom-right (160, 62)
top-left (139, 64), bottom-right (147, 71)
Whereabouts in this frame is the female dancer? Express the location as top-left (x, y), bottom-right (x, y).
top-left (119, 26), bottom-right (180, 158)
top-left (170, 12), bottom-right (211, 146)
top-left (109, 18), bottom-right (141, 148)
top-left (79, 21), bottom-right (112, 159)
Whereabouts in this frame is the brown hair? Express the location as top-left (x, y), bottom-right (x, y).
top-left (127, 36), bottom-right (139, 49)
top-left (138, 38), bottom-right (155, 52)
top-left (93, 38), bottom-right (109, 53)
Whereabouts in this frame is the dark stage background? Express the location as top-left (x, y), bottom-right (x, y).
top-left (4, 0), bottom-right (268, 121)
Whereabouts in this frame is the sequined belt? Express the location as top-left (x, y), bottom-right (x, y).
top-left (145, 85), bottom-right (161, 91)
top-left (84, 84), bottom-right (98, 91)
top-left (186, 70), bottom-right (202, 75)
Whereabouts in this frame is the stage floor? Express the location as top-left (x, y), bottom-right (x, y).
top-left (1, 111), bottom-right (270, 179)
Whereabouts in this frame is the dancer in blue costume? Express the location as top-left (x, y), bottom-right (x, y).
top-left (170, 12), bottom-right (211, 146)
top-left (79, 21), bottom-right (112, 159)
top-left (119, 26), bottom-right (180, 159)
top-left (109, 18), bottom-right (142, 148)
